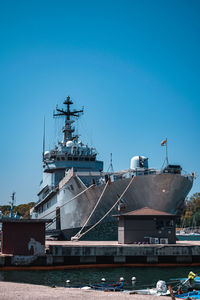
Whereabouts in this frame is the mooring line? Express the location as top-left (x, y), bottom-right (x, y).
top-left (74, 176), bottom-right (135, 240)
top-left (41, 183), bottom-right (94, 221)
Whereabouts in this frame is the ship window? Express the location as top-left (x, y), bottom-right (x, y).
top-left (68, 157), bottom-right (72, 160)
top-left (61, 157), bottom-right (65, 160)
top-left (57, 157), bottom-right (60, 161)
top-left (74, 157), bottom-right (78, 161)
top-left (85, 157), bottom-right (89, 161)
top-left (70, 184), bottom-right (74, 191)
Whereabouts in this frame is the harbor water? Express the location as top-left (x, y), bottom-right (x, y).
top-left (1, 266), bottom-right (200, 290)
top-left (177, 235), bottom-right (200, 241)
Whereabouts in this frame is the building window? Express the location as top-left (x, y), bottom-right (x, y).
top-left (166, 219), bottom-right (174, 228)
top-left (156, 220), bottom-right (164, 230)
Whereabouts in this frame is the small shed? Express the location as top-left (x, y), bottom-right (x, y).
top-left (0, 219), bottom-right (51, 255)
top-left (114, 207), bottom-right (176, 244)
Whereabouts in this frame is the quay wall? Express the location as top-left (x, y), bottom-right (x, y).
top-left (0, 241), bottom-right (200, 267)
top-left (47, 243), bottom-right (200, 265)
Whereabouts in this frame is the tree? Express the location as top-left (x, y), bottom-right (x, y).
top-left (181, 193), bottom-right (200, 227)
top-left (0, 202), bottom-right (35, 219)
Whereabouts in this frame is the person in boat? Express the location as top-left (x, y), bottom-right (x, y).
top-left (188, 271), bottom-right (197, 283)
top-left (186, 271), bottom-right (198, 289)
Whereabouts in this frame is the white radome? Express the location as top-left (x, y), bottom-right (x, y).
top-left (66, 141), bottom-right (74, 147)
top-left (130, 155), bottom-right (148, 169)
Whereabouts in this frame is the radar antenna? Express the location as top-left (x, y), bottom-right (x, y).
top-left (42, 117), bottom-right (45, 161)
top-left (53, 96), bottom-right (84, 144)
top-left (107, 153), bottom-right (114, 173)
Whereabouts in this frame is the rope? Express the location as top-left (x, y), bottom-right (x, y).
top-left (40, 183), bottom-right (94, 220)
top-left (74, 176), bottom-right (135, 240)
top-left (46, 217), bottom-right (56, 229)
top-left (71, 181), bottom-right (109, 239)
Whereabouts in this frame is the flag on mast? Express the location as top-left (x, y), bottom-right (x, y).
top-left (161, 139), bottom-right (167, 146)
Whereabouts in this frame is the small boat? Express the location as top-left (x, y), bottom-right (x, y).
top-left (175, 291), bottom-right (200, 299)
top-left (178, 277), bottom-right (200, 289)
top-left (88, 281), bottom-right (124, 291)
top-left (131, 280), bottom-right (170, 296)
top-left (173, 272), bottom-right (200, 290)
top-left (130, 288), bottom-right (170, 296)
top-left (66, 281), bottom-right (124, 291)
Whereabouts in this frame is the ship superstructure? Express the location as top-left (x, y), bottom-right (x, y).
top-left (41, 96), bottom-right (103, 191)
top-left (31, 96), bottom-right (194, 240)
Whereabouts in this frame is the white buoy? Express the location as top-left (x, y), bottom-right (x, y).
top-left (66, 280), bottom-right (71, 284)
top-left (101, 278), bottom-right (106, 282)
top-left (120, 277), bottom-right (124, 281)
top-left (131, 277), bottom-right (136, 281)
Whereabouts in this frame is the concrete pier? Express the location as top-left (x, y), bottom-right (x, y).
top-left (0, 240), bottom-right (200, 267)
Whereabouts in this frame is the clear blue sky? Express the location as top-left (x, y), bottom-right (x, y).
top-left (0, 0), bottom-right (199, 205)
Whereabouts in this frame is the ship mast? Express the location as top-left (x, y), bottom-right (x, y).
top-left (53, 96), bottom-right (83, 144)
top-left (10, 192), bottom-right (15, 218)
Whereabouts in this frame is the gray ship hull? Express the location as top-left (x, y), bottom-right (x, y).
top-left (42, 172), bottom-right (193, 240)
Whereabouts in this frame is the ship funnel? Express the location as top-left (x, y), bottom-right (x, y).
top-left (130, 156), bottom-right (148, 169)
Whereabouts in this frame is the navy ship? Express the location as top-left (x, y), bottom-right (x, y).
top-left (30, 96), bottom-right (194, 240)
